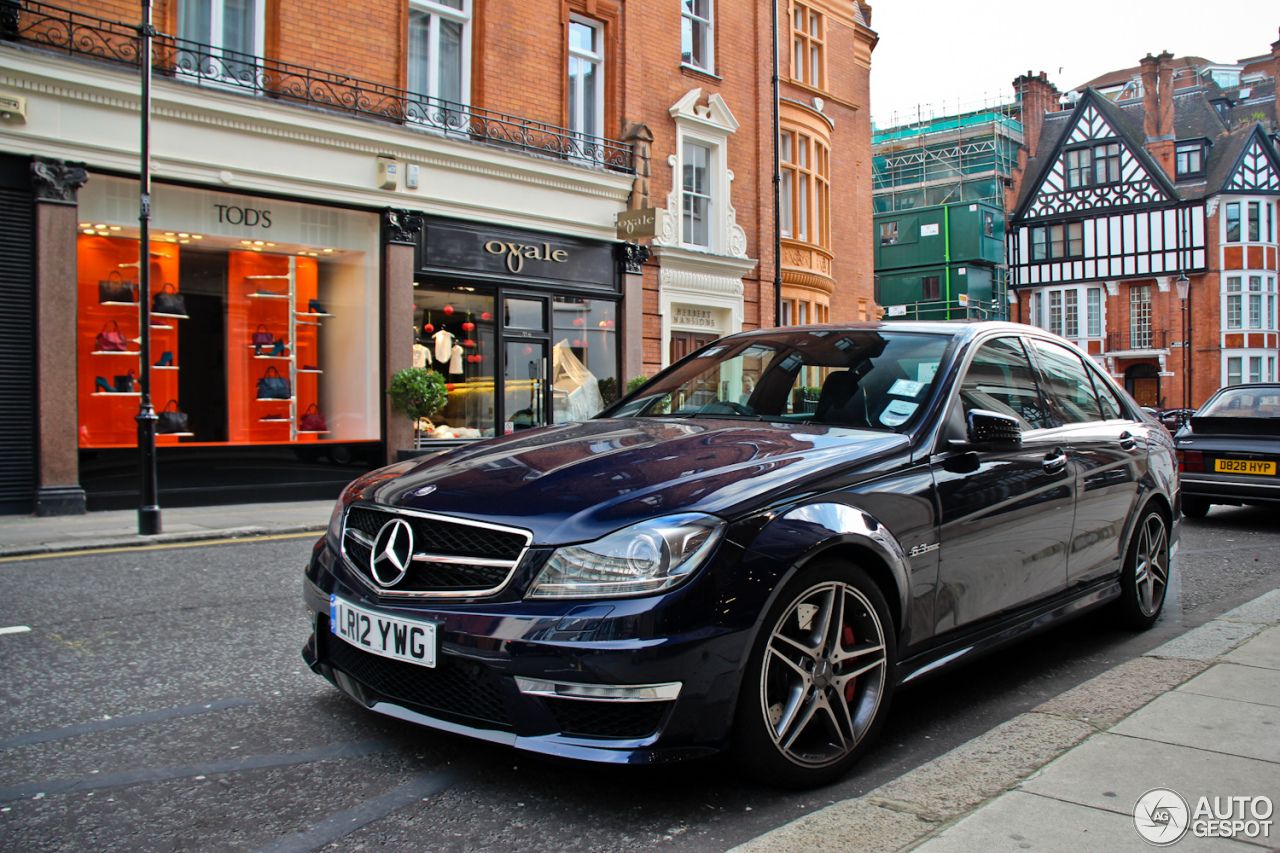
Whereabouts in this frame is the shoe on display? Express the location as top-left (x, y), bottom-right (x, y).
top-left (94, 376), bottom-right (113, 394)
top-left (308, 298), bottom-right (326, 314)
top-left (155, 351), bottom-right (173, 367)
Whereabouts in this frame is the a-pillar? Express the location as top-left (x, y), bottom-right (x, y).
top-left (382, 209), bottom-right (422, 465)
top-left (32, 157), bottom-right (88, 516)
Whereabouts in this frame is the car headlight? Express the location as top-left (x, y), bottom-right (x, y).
top-left (325, 483), bottom-right (359, 549)
top-left (527, 513), bottom-right (726, 599)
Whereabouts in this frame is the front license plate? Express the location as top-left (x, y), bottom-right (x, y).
top-left (330, 594), bottom-right (437, 668)
top-left (1214, 458), bottom-right (1276, 475)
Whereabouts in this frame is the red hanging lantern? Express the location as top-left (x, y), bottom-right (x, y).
top-left (573, 317), bottom-right (585, 327)
top-left (463, 339), bottom-right (476, 348)
top-left (443, 304), bottom-right (454, 315)
top-left (523, 345), bottom-right (533, 355)
top-left (573, 339), bottom-right (582, 347)
top-left (481, 311), bottom-right (492, 321)
top-left (446, 383), bottom-right (455, 392)
top-left (462, 321), bottom-right (475, 331)
top-left (422, 311), bottom-right (434, 334)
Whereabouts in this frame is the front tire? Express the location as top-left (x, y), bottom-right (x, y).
top-left (734, 562), bottom-right (896, 788)
top-left (1116, 508), bottom-right (1171, 629)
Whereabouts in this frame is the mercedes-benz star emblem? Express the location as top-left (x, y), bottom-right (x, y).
top-left (369, 519), bottom-right (414, 587)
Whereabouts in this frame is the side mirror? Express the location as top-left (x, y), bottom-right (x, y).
top-left (966, 409), bottom-right (1022, 449)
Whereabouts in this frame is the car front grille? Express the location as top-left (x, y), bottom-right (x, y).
top-left (321, 629), bottom-right (511, 729)
top-left (542, 697), bottom-right (671, 740)
top-left (342, 504), bottom-right (531, 597)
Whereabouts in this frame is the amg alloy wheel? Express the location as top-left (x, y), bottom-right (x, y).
top-left (736, 563), bottom-right (895, 788)
top-left (1117, 509), bottom-right (1170, 629)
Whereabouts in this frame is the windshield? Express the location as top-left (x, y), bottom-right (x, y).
top-left (607, 330), bottom-right (952, 432)
top-left (1198, 387), bottom-right (1280, 418)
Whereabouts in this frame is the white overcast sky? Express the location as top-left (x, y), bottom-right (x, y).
top-left (868, 1), bottom-right (1279, 127)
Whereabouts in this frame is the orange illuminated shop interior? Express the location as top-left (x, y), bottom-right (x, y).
top-left (77, 228), bottom-right (334, 449)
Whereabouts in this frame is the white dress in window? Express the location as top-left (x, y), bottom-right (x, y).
top-left (433, 330), bottom-right (456, 364)
top-left (449, 344), bottom-right (464, 375)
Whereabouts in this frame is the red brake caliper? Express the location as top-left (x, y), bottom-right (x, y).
top-left (842, 625), bottom-right (857, 702)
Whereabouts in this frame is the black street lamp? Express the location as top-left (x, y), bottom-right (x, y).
top-left (1176, 272), bottom-right (1190, 426)
top-left (135, 0), bottom-right (161, 534)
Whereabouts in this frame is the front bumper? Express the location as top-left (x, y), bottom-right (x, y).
top-left (302, 539), bottom-right (749, 765)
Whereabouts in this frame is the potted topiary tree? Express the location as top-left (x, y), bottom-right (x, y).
top-left (387, 366), bottom-right (449, 455)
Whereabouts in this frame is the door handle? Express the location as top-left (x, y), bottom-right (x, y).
top-left (1043, 448), bottom-right (1068, 475)
top-left (1119, 431), bottom-right (1138, 451)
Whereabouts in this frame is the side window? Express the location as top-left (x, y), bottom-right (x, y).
top-left (1089, 367), bottom-right (1125, 420)
top-left (959, 337), bottom-right (1054, 431)
top-left (1027, 339), bottom-right (1103, 424)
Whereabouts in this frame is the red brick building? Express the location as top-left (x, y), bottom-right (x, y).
top-left (0, 0), bottom-right (877, 514)
top-left (1008, 40), bottom-right (1280, 411)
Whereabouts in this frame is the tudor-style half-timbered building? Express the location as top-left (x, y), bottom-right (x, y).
top-left (1010, 59), bottom-right (1280, 411)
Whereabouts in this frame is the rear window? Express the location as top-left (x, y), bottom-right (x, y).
top-left (1199, 388), bottom-right (1280, 418)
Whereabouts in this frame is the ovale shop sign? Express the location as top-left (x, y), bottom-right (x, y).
top-left (423, 223), bottom-right (616, 288)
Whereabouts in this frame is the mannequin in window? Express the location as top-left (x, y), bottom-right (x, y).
top-left (413, 335), bottom-right (430, 369)
top-left (433, 328), bottom-right (456, 364)
top-left (449, 343), bottom-right (464, 375)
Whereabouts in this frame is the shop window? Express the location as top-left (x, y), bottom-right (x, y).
top-left (408, 0), bottom-right (470, 104)
top-left (412, 286), bottom-right (496, 440)
top-left (77, 177), bottom-right (379, 451)
top-left (791, 1), bottom-right (824, 89)
top-left (568, 16), bottom-right (604, 141)
top-left (553, 297), bottom-right (618, 421)
top-left (681, 0), bottom-right (714, 73)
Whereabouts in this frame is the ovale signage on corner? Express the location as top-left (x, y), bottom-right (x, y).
top-left (423, 223), bottom-right (615, 285)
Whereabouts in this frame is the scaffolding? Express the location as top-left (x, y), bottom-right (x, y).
top-left (872, 104), bottom-right (1023, 213)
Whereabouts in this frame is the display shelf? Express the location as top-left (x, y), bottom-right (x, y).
top-left (158, 432), bottom-right (194, 437)
top-left (99, 300), bottom-right (139, 307)
top-left (151, 322), bottom-right (173, 329)
top-left (245, 275), bottom-right (291, 279)
top-left (258, 417), bottom-right (290, 423)
top-left (295, 311), bottom-right (332, 318)
top-left (117, 253), bottom-right (165, 267)
top-left (255, 397), bottom-right (296, 402)
top-left (91, 392), bottom-right (141, 397)
top-left (152, 311), bottom-right (190, 319)
top-left (296, 430), bottom-right (330, 434)
top-left (91, 350), bottom-right (139, 356)
top-left (247, 292), bottom-right (289, 300)
top-left (297, 368), bottom-right (323, 374)
top-left (252, 355), bottom-right (293, 361)
top-left (154, 365), bottom-right (179, 371)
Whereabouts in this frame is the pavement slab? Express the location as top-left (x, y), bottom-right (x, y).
top-left (1018, 733), bottom-right (1280, 818)
top-left (1109, 692), bottom-right (1280, 764)
top-left (1223, 625), bottom-right (1280, 670)
top-left (1032, 655), bottom-right (1209, 728)
top-left (907, 790), bottom-right (1246, 853)
top-left (1218, 591), bottom-right (1280, 626)
top-left (1146, 620), bottom-right (1268, 661)
top-left (728, 799), bottom-right (932, 853)
top-left (1178, 661), bottom-right (1280, 707)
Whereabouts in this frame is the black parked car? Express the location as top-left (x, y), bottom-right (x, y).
top-left (1175, 383), bottom-right (1280, 518)
top-left (303, 322), bottom-right (1178, 788)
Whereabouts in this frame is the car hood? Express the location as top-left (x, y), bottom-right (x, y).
top-left (357, 418), bottom-right (909, 544)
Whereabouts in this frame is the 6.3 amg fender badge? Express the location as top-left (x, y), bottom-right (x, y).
top-left (369, 519), bottom-right (414, 587)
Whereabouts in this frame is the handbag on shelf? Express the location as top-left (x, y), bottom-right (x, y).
top-left (95, 321), bottom-right (128, 352)
top-left (152, 283), bottom-right (187, 316)
top-left (299, 404), bottom-right (327, 432)
top-left (252, 324), bottom-right (274, 346)
top-left (157, 400), bottom-right (190, 434)
top-left (113, 370), bottom-right (136, 393)
top-left (98, 270), bottom-right (137, 304)
top-left (256, 366), bottom-right (291, 400)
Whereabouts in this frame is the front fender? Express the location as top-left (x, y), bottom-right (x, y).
top-left (742, 503), bottom-right (911, 640)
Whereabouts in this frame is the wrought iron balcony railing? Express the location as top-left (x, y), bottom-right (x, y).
top-left (2, 0), bottom-right (634, 173)
top-left (1106, 329), bottom-right (1169, 352)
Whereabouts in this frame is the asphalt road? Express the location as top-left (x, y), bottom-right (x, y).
top-left (1, 506), bottom-right (1277, 853)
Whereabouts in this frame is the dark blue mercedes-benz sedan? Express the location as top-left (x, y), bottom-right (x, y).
top-left (302, 322), bottom-right (1178, 788)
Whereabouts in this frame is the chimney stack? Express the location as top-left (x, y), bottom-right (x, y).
top-left (1013, 70), bottom-right (1059, 159)
top-left (1271, 27), bottom-right (1279, 130)
top-left (1141, 51), bottom-right (1177, 178)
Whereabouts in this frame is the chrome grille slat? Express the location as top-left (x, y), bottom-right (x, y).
top-left (340, 504), bottom-right (531, 598)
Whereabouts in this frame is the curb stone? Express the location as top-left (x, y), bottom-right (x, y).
top-left (0, 524), bottom-right (327, 559)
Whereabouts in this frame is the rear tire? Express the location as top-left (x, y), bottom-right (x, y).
top-left (1181, 496), bottom-right (1210, 519)
top-left (734, 561), bottom-right (896, 789)
top-left (1116, 508), bottom-right (1171, 630)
